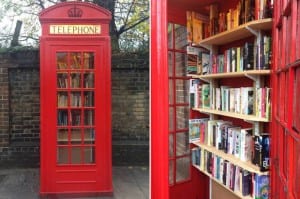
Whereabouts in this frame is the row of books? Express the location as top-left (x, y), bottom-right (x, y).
top-left (57, 110), bottom-right (94, 126)
top-left (186, 37), bottom-right (271, 75)
top-left (57, 53), bottom-right (95, 70)
top-left (57, 92), bottom-right (94, 107)
top-left (190, 80), bottom-right (271, 119)
top-left (189, 118), bottom-right (270, 171)
top-left (57, 73), bottom-right (94, 88)
top-left (187, 0), bottom-right (273, 45)
top-left (191, 147), bottom-right (270, 198)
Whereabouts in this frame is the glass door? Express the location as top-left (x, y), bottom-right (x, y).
top-left (56, 52), bottom-right (96, 165)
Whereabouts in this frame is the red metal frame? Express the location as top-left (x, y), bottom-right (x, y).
top-left (272, 0), bottom-right (300, 198)
top-left (39, 2), bottom-right (112, 195)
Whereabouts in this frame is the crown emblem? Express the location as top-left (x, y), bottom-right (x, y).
top-left (68, 5), bottom-right (83, 17)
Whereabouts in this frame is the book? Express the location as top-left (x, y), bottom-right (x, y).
top-left (202, 84), bottom-right (210, 108)
top-left (200, 52), bottom-right (210, 75)
top-left (189, 118), bottom-right (209, 142)
top-left (243, 42), bottom-right (254, 70)
top-left (252, 134), bottom-right (270, 171)
top-left (254, 174), bottom-right (270, 199)
top-left (240, 169), bottom-right (252, 196)
top-left (240, 128), bottom-right (253, 162)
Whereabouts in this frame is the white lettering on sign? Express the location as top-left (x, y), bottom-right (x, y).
top-left (50, 25), bottom-right (101, 35)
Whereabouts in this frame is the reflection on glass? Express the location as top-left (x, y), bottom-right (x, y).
top-left (176, 106), bottom-right (189, 129)
top-left (70, 52), bottom-right (81, 69)
top-left (169, 160), bottom-right (174, 185)
top-left (57, 52), bottom-right (68, 69)
top-left (71, 92), bottom-right (81, 107)
top-left (57, 73), bottom-right (68, 88)
top-left (57, 147), bottom-right (68, 164)
top-left (84, 147), bottom-right (95, 163)
top-left (71, 128), bottom-right (81, 144)
top-left (169, 80), bottom-right (174, 104)
top-left (168, 52), bottom-right (174, 76)
top-left (83, 52), bottom-right (94, 69)
top-left (84, 91), bottom-right (94, 107)
top-left (84, 110), bottom-right (94, 126)
top-left (176, 132), bottom-right (189, 156)
top-left (169, 107), bottom-right (174, 131)
top-left (57, 92), bottom-right (68, 107)
top-left (176, 156), bottom-right (190, 182)
top-left (71, 73), bottom-right (81, 88)
top-left (175, 24), bottom-right (187, 50)
top-left (71, 147), bottom-right (81, 164)
top-left (57, 110), bottom-right (68, 126)
top-left (57, 129), bottom-right (68, 145)
top-left (71, 110), bottom-right (81, 126)
top-left (84, 128), bottom-right (95, 144)
top-left (169, 134), bottom-right (174, 158)
top-left (84, 73), bottom-right (94, 88)
top-left (175, 52), bottom-right (186, 76)
top-left (168, 23), bottom-right (173, 49)
top-left (176, 79), bottom-right (189, 103)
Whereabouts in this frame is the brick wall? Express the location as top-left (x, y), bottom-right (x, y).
top-left (0, 50), bottom-right (149, 167)
top-left (111, 52), bottom-right (149, 165)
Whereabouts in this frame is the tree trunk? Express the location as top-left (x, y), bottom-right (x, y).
top-left (93, 0), bottom-right (120, 52)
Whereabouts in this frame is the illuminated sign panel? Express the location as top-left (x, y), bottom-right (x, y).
top-left (50, 25), bottom-right (101, 35)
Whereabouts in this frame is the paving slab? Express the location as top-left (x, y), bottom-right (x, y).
top-left (0, 166), bottom-right (149, 199)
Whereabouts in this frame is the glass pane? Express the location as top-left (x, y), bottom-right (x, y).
top-left (57, 110), bottom-right (68, 126)
top-left (83, 52), bottom-right (94, 69)
top-left (176, 79), bottom-right (189, 103)
top-left (168, 23), bottom-right (173, 49)
top-left (57, 73), bottom-right (68, 88)
top-left (57, 129), bottom-right (68, 144)
top-left (71, 147), bottom-right (81, 164)
top-left (168, 52), bottom-right (174, 77)
top-left (84, 73), bottom-right (94, 88)
top-left (84, 128), bottom-right (95, 144)
top-left (84, 110), bottom-right (94, 126)
top-left (175, 52), bottom-right (186, 77)
top-left (84, 91), bottom-right (94, 107)
top-left (294, 139), bottom-right (300, 198)
top-left (169, 134), bottom-right (174, 158)
top-left (70, 52), bottom-right (81, 69)
top-left (169, 160), bottom-right (174, 185)
top-left (169, 107), bottom-right (174, 131)
top-left (71, 73), bottom-right (81, 88)
top-left (175, 24), bottom-right (187, 50)
top-left (84, 147), bottom-right (95, 163)
top-left (71, 128), bottom-right (81, 144)
top-left (176, 132), bottom-right (189, 156)
top-left (57, 92), bottom-right (68, 107)
top-left (57, 52), bottom-right (68, 69)
top-left (71, 92), bottom-right (81, 107)
top-left (169, 79), bottom-right (174, 104)
top-left (57, 147), bottom-right (69, 164)
top-left (293, 67), bottom-right (300, 133)
top-left (176, 156), bottom-right (190, 182)
top-left (176, 106), bottom-right (189, 129)
top-left (71, 110), bottom-right (81, 126)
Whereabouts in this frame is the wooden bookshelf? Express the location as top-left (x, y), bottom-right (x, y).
top-left (192, 141), bottom-right (268, 175)
top-left (193, 108), bottom-right (270, 122)
top-left (188, 70), bottom-right (271, 79)
top-left (193, 165), bottom-right (253, 199)
top-left (199, 18), bottom-right (273, 46)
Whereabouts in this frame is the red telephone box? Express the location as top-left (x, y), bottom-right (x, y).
top-left (39, 2), bottom-right (112, 195)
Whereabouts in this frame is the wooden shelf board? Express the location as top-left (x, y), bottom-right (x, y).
top-left (191, 70), bottom-right (271, 79)
top-left (192, 142), bottom-right (268, 175)
top-left (199, 18), bottom-right (273, 46)
top-left (193, 165), bottom-right (253, 199)
top-left (194, 108), bottom-right (269, 122)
